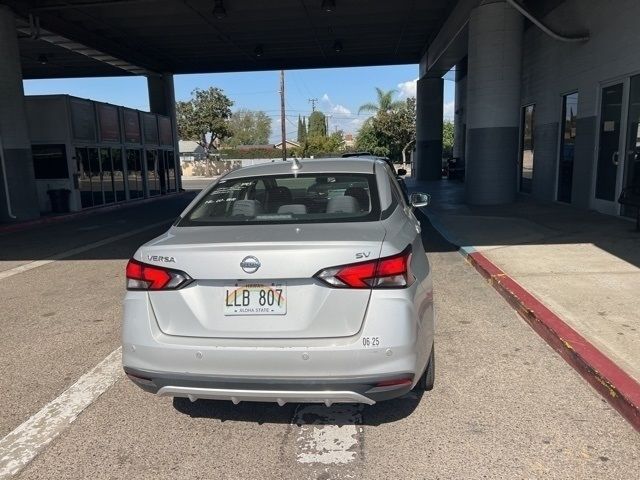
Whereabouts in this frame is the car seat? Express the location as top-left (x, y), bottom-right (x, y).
top-left (264, 186), bottom-right (293, 212)
top-left (231, 199), bottom-right (263, 217)
top-left (277, 204), bottom-right (307, 214)
top-left (326, 195), bottom-right (359, 214)
top-left (344, 186), bottom-right (370, 211)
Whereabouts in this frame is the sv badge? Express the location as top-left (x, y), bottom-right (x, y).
top-left (355, 251), bottom-right (371, 259)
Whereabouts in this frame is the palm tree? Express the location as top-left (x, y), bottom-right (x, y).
top-left (358, 87), bottom-right (405, 114)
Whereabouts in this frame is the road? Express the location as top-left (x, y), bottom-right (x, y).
top-left (0, 192), bottom-right (637, 480)
top-left (181, 176), bottom-right (218, 192)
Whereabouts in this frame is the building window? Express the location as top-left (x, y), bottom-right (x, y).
top-left (519, 105), bottom-right (535, 194)
top-left (32, 144), bottom-right (69, 179)
top-left (557, 93), bottom-right (578, 203)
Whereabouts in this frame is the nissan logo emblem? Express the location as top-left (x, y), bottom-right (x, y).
top-left (240, 256), bottom-right (261, 274)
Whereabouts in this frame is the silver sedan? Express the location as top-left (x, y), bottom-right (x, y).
top-left (122, 157), bottom-right (435, 406)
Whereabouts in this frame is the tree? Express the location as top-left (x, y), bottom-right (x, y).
top-left (357, 87), bottom-right (405, 115)
top-left (442, 120), bottom-right (454, 158)
top-left (297, 115), bottom-right (307, 143)
top-left (355, 120), bottom-right (389, 157)
top-left (304, 130), bottom-right (345, 156)
top-left (176, 87), bottom-right (233, 151)
top-left (307, 111), bottom-right (327, 138)
top-left (226, 109), bottom-right (272, 147)
top-left (355, 97), bottom-right (416, 163)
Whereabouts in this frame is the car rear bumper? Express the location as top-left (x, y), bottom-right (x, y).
top-left (122, 287), bottom-right (434, 404)
top-left (124, 367), bottom-right (414, 405)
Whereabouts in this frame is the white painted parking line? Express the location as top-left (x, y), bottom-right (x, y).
top-left (0, 219), bottom-right (173, 281)
top-left (0, 348), bottom-right (123, 479)
top-left (294, 404), bottom-right (363, 466)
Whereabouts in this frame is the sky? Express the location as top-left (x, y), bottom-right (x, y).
top-left (23, 64), bottom-right (455, 143)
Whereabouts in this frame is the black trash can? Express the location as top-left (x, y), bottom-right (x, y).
top-left (47, 188), bottom-right (71, 214)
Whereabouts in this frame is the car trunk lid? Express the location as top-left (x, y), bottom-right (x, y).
top-left (142, 223), bottom-right (385, 339)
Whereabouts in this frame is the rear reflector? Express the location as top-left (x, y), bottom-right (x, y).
top-left (125, 259), bottom-right (192, 291)
top-left (315, 245), bottom-right (413, 289)
top-left (126, 373), bottom-right (156, 387)
top-left (375, 378), bottom-right (413, 388)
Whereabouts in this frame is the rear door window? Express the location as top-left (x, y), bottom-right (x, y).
top-left (179, 173), bottom-right (380, 226)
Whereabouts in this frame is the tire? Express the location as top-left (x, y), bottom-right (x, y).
top-left (417, 345), bottom-right (435, 391)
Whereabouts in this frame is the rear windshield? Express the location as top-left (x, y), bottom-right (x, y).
top-left (178, 173), bottom-right (380, 226)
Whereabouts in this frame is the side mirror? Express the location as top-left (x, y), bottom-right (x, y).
top-left (396, 168), bottom-right (407, 176)
top-left (409, 192), bottom-right (431, 208)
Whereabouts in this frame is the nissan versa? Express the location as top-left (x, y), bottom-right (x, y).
top-left (122, 157), bottom-right (435, 406)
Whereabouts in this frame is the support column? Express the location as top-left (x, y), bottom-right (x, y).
top-left (414, 76), bottom-right (443, 181)
top-left (453, 58), bottom-right (467, 162)
top-left (147, 74), bottom-right (182, 191)
top-left (465, 0), bottom-right (523, 204)
top-left (0, 5), bottom-right (39, 221)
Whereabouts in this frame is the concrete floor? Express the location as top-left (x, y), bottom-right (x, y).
top-left (412, 179), bottom-right (640, 384)
top-left (0, 191), bottom-right (638, 479)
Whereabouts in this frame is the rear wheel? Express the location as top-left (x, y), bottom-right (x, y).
top-left (417, 345), bottom-right (435, 391)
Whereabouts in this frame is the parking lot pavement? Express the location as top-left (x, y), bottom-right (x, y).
top-left (0, 194), bottom-right (195, 439)
top-left (1, 202), bottom-right (637, 479)
top-left (0, 194), bottom-right (196, 274)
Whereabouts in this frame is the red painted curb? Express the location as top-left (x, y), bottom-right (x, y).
top-left (465, 250), bottom-right (640, 433)
top-left (0, 192), bottom-right (190, 235)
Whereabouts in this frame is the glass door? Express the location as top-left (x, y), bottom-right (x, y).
top-left (594, 83), bottom-right (625, 214)
top-left (557, 93), bottom-right (578, 203)
top-left (166, 151), bottom-right (176, 192)
top-left (111, 148), bottom-right (125, 202)
top-left (158, 150), bottom-right (168, 195)
top-left (100, 148), bottom-right (115, 204)
top-left (519, 105), bottom-right (535, 193)
top-left (126, 149), bottom-right (144, 199)
top-left (88, 148), bottom-right (103, 207)
top-left (622, 75), bottom-right (640, 217)
top-left (146, 149), bottom-right (159, 196)
top-left (75, 147), bottom-right (93, 209)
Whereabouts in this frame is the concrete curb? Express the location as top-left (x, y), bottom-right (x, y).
top-left (0, 192), bottom-right (190, 235)
top-left (426, 212), bottom-right (640, 433)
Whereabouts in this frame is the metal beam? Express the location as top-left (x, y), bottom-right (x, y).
top-left (15, 18), bottom-right (155, 76)
top-left (30, 0), bottom-right (158, 11)
top-left (6, 1), bottom-right (165, 74)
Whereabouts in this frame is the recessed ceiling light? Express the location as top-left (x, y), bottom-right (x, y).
top-left (321, 0), bottom-right (336, 13)
top-left (213, 0), bottom-right (226, 19)
top-left (37, 54), bottom-right (48, 64)
top-left (254, 45), bottom-right (264, 57)
top-left (333, 40), bottom-right (343, 53)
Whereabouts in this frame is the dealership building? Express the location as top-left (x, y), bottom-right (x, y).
top-left (26, 95), bottom-right (178, 213)
top-left (0, 0), bottom-right (639, 222)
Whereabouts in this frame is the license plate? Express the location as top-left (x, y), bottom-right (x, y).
top-left (224, 282), bottom-right (287, 316)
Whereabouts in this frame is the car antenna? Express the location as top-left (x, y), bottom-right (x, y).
top-left (290, 156), bottom-right (302, 178)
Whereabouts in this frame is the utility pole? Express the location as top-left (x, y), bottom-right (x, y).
top-left (308, 98), bottom-right (318, 112)
top-left (280, 70), bottom-right (286, 161)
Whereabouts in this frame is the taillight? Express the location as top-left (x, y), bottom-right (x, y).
top-left (125, 259), bottom-right (192, 291)
top-left (315, 246), bottom-right (413, 289)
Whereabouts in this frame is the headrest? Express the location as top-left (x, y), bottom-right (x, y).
top-left (326, 195), bottom-right (359, 214)
top-left (344, 186), bottom-right (370, 211)
top-left (231, 199), bottom-right (262, 217)
top-left (277, 204), bottom-right (307, 214)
